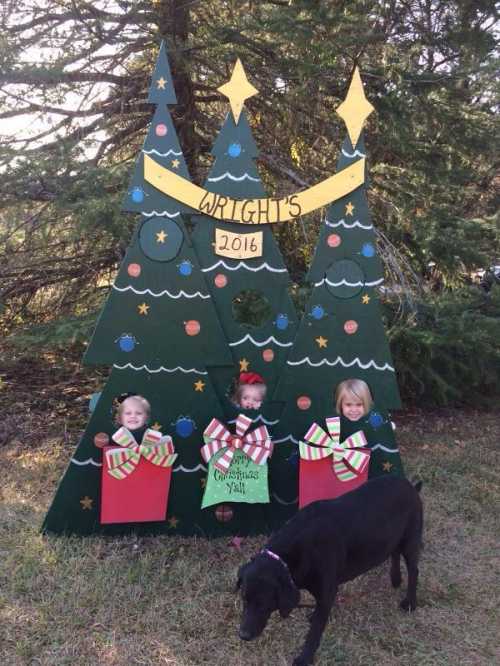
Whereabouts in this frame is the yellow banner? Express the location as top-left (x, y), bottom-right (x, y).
top-left (144, 154), bottom-right (365, 225)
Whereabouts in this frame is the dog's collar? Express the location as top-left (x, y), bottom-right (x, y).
top-left (261, 548), bottom-right (290, 572)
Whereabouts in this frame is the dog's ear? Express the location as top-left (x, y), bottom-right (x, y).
top-left (276, 570), bottom-right (300, 618)
top-left (414, 480), bottom-right (423, 493)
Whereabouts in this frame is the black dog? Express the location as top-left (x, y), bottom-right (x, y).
top-left (237, 476), bottom-right (423, 666)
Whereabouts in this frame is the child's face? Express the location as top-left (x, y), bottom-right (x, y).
top-left (120, 398), bottom-right (148, 430)
top-left (240, 385), bottom-right (263, 410)
top-left (341, 394), bottom-right (365, 422)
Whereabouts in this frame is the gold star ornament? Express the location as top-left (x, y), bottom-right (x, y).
top-left (171, 159), bottom-right (180, 169)
top-left (138, 302), bottom-right (150, 315)
top-left (218, 58), bottom-right (258, 124)
top-left (382, 461), bottom-right (393, 472)
top-left (168, 516), bottom-right (179, 529)
top-left (194, 380), bottom-right (205, 392)
top-left (345, 201), bottom-right (355, 216)
top-left (80, 496), bottom-right (93, 510)
top-left (336, 66), bottom-right (375, 149)
top-left (156, 77), bottom-right (167, 89)
top-left (239, 358), bottom-right (250, 372)
top-left (362, 294), bottom-right (370, 304)
top-left (315, 336), bottom-right (328, 348)
top-left (156, 230), bottom-right (167, 243)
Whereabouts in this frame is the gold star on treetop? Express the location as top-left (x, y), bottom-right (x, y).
top-left (138, 302), bottom-right (150, 315)
top-left (171, 159), bottom-right (180, 169)
top-left (156, 230), bottom-right (167, 243)
top-left (151, 421), bottom-right (162, 431)
top-left (218, 58), bottom-right (258, 124)
top-left (157, 77), bottom-right (167, 89)
top-left (345, 201), bottom-right (355, 216)
top-left (315, 336), bottom-right (328, 348)
top-left (239, 358), bottom-right (250, 372)
top-left (194, 380), bottom-right (205, 392)
top-left (362, 294), bottom-right (370, 304)
top-left (382, 461), bottom-right (393, 472)
top-left (168, 516), bottom-right (179, 529)
top-left (336, 66), bottom-right (375, 149)
top-left (80, 496), bottom-right (93, 510)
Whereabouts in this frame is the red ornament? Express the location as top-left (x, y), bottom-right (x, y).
top-left (262, 348), bottom-right (274, 362)
top-left (215, 504), bottom-right (234, 522)
top-left (155, 123), bottom-right (168, 137)
top-left (127, 263), bottom-right (141, 278)
top-left (184, 319), bottom-right (201, 336)
top-left (214, 273), bottom-right (228, 288)
top-left (344, 320), bottom-right (358, 335)
top-left (327, 233), bottom-right (342, 248)
top-left (297, 395), bottom-right (311, 410)
top-left (94, 432), bottom-right (110, 448)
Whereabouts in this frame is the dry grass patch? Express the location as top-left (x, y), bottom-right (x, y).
top-left (1, 408), bottom-right (499, 665)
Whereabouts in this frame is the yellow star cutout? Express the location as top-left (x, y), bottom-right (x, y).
top-left (345, 201), bottom-right (355, 216)
top-left (138, 302), bottom-right (149, 315)
top-left (382, 461), bottom-right (393, 472)
top-left (171, 159), bottom-right (180, 169)
top-left (151, 421), bottom-right (162, 431)
top-left (336, 66), bottom-right (375, 148)
top-left (362, 294), bottom-right (370, 304)
top-left (239, 358), bottom-right (250, 372)
top-left (200, 478), bottom-right (207, 489)
top-left (315, 336), bottom-right (328, 348)
top-left (218, 58), bottom-right (258, 124)
top-left (80, 496), bottom-right (93, 510)
top-left (157, 77), bottom-right (167, 89)
top-left (156, 230), bottom-right (167, 243)
top-left (194, 380), bottom-right (205, 392)
top-left (168, 516), bottom-right (179, 529)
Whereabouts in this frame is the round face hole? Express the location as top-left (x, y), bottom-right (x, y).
top-left (232, 290), bottom-right (272, 328)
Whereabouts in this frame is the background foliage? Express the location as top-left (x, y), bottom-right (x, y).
top-left (1, 0), bottom-right (498, 405)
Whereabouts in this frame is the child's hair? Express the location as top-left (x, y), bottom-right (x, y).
top-left (335, 379), bottom-right (373, 416)
top-left (115, 394), bottom-right (151, 424)
top-left (231, 372), bottom-right (267, 406)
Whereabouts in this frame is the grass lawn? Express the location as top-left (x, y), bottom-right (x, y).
top-left (1, 360), bottom-right (499, 665)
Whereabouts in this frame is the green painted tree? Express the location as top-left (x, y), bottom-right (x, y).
top-left (42, 44), bottom-right (241, 537)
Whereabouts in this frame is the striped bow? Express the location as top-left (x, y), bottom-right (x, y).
top-left (106, 427), bottom-right (177, 480)
top-left (299, 417), bottom-right (369, 481)
top-left (201, 414), bottom-right (273, 475)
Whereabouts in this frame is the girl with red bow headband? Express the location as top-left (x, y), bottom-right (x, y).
top-left (231, 372), bottom-right (267, 410)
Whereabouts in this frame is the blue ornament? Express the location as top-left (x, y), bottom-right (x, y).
top-left (179, 260), bottom-right (193, 276)
top-left (311, 305), bottom-right (325, 320)
top-left (287, 451), bottom-right (299, 469)
top-left (275, 313), bottom-right (289, 330)
top-left (361, 243), bottom-right (375, 258)
top-left (131, 187), bottom-right (144, 203)
top-left (368, 411), bottom-right (384, 428)
top-left (117, 333), bottom-right (136, 352)
top-left (175, 417), bottom-right (195, 438)
top-left (228, 143), bottom-right (242, 157)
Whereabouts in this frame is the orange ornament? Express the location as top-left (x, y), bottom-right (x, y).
top-left (297, 395), bottom-right (311, 410)
top-left (94, 432), bottom-right (110, 448)
top-left (327, 233), bottom-right (341, 248)
top-left (262, 348), bottom-right (274, 362)
top-left (214, 273), bottom-right (228, 288)
top-left (127, 263), bottom-right (141, 278)
top-left (185, 319), bottom-right (201, 336)
top-left (344, 320), bottom-right (358, 335)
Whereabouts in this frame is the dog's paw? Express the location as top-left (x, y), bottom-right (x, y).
top-left (390, 571), bottom-right (402, 588)
top-left (400, 598), bottom-right (417, 612)
top-left (292, 657), bottom-right (312, 666)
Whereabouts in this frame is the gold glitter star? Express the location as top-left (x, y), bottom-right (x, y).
top-left (157, 77), bottom-right (167, 89)
top-left (80, 496), bottom-right (93, 510)
top-left (336, 66), bottom-right (375, 148)
top-left (345, 201), bottom-right (355, 216)
top-left (194, 380), bottom-right (205, 392)
top-left (382, 461), bottom-right (393, 472)
top-left (217, 58), bottom-right (258, 124)
top-left (138, 302), bottom-right (149, 315)
top-left (156, 230), bottom-right (167, 243)
top-left (151, 421), bottom-right (162, 431)
top-left (168, 516), bottom-right (179, 529)
top-left (362, 294), bottom-right (370, 304)
top-left (239, 358), bottom-right (250, 372)
top-left (200, 478), bottom-right (207, 489)
top-left (171, 159), bottom-right (180, 169)
top-left (315, 336), bottom-right (328, 348)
